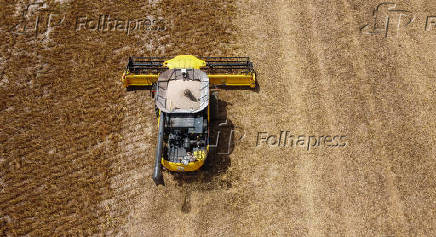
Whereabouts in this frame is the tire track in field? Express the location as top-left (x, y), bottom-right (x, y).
top-left (300, 0), bottom-right (435, 235)
top-left (234, 0), bottom-right (436, 236)
top-left (294, 0), bottom-right (413, 235)
top-left (333, 1), bottom-right (411, 235)
top-left (289, 1), bottom-right (332, 235)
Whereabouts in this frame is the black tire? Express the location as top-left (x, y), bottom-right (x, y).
top-left (155, 106), bottom-right (159, 118)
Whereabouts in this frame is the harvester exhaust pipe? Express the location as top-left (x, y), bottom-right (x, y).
top-left (152, 112), bottom-right (165, 185)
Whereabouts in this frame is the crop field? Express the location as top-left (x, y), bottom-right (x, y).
top-left (1, 0), bottom-right (436, 236)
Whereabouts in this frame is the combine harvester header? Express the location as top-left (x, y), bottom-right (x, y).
top-left (122, 55), bottom-right (256, 89)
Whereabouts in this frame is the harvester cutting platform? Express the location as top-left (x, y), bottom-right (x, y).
top-left (121, 55), bottom-right (256, 185)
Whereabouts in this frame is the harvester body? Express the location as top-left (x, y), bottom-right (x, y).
top-left (121, 55), bottom-right (255, 185)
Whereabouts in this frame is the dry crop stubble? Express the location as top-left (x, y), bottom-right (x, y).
top-left (1, 0), bottom-right (245, 235)
top-left (2, 0), bottom-right (436, 236)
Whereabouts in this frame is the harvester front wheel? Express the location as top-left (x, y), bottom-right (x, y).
top-left (155, 106), bottom-right (159, 118)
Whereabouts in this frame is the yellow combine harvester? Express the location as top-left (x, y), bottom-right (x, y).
top-left (121, 55), bottom-right (256, 185)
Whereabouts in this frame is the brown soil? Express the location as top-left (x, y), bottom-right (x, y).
top-left (1, 0), bottom-right (436, 236)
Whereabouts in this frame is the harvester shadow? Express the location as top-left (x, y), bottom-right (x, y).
top-left (172, 99), bottom-right (235, 191)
